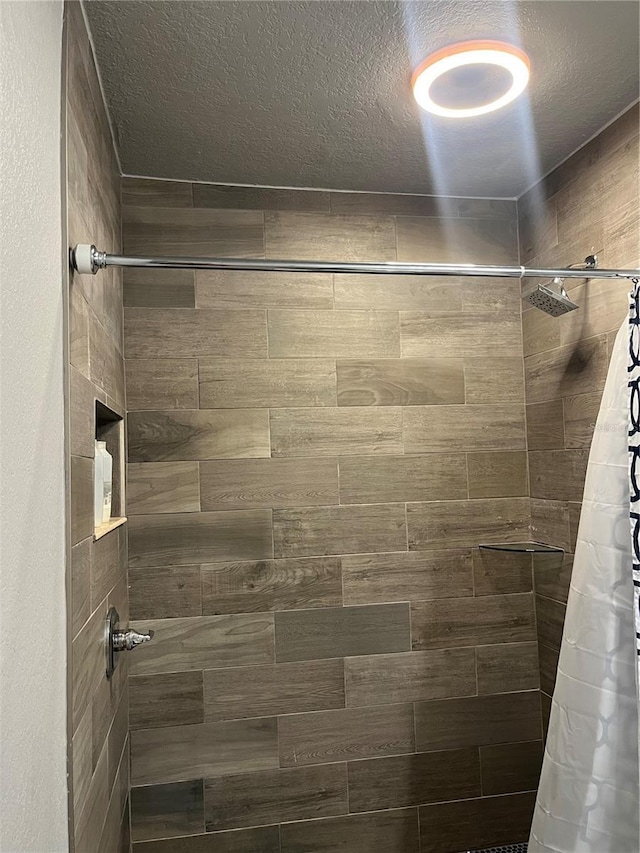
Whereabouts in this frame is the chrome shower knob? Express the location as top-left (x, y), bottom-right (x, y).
top-left (112, 627), bottom-right (154, 652)
top-left (105, 606), bottom-right (154, 678)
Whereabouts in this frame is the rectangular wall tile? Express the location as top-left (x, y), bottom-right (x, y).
top-left (131, 780), bottom-right (204, 842)
top-left (131, 718), bottom-right (278, 785)
top-left (193, 184), bottom-right (329, 212)
top-left (91, 524), bottom-right (126, 609)
top-left (411, 594), bottom-right (536, 650)
top-left (268, 310), bottom-right (399, 358)
top-left (401, 314), bottom-right (521, 358)
top-left (480, 740), bottom-right (543, 795)
top-left (339, 454), bottom-right (467, 504)
top-left (539, 642), bottom-right (561, 695)
top-left (342, 550), bottom-right (473, 605)
top-left (74, 737), bottom-right (109, 853)
top-left (271, 407), bottom-right (402, 457)
top-left (132, 826), bottom-right (281, 853)
top-left (464, 358), bottom-right (525, 403)
top-left (476, 643), bottom-right (540, 694)
top-left (336, 358), bottom-right (464, 406)
top-left (129, 565), bottom-right (202, 619)
top-left (128, 409), bottom-right (270, 462)
top-left (71, 456), bottom-right (93, 545)
top-left (461, 278), bottom-right (521, 317)
top-left (273, 504), bottom-right (406, 558)
top-left (199, 358), bottom-right (336, 408)
top-left (275, 604), bottom-right (410, 662)
top-left (559, 278), bottom-right (629, 347)
top-left (204, 660), bottom-right (345, 722)
top-left (529, 449), bottom-right (589, 501)
top-left (536, 594), bottom-right (566, 650)
top-left (126, 359), bottom-right (199, 410)
top-left (70, 366), bottom-right (96, 457)
top-left (563, 391), bottom-right (602, 448)
top-left (200, 457), bottom-right (338, 510)
top-left (201, 557), bottom-right (342, 614)
top-left (196, 270), bottom-right (333, 309)
top-left (129, 511), bottom-right (273, 567)
top-left (122, 177), bottom-right (193, 208)
top-left (125, 308), bottom-right (267, 359)
top-left (403, 405), bottom-right (525, 453)
top-left (334, 274), bottom-right (461, 311)
top-left (123, 206), bottom-right (264, 257)
top-left (396, 216), bottom-right (517, 264)
top-left (415, 692), bottom-right (541, 751)
top-left (279, 704), bottom-right (414, 766)
top-left (280, 809), bottom-right (419, 853)
top-left (205, 764), bottom-right (348, 831)
top-left (407, 498), bottom-right (530, 551)
top-left (72, 707), bottom-right (92, 818)
top-left (71, 538), bottom-right (91, 638)
top-left (534, 552), bottom-right (572, 604)
top-left (418, 792), bottom-right (536, 853)
top-left (526, 399), bottom-right (565, 450)
top-left (531, 498), bottom-right (572, 552)
top-left (330, 192), bottom-right (441, 217)
top-left (525, 335), bottom-right (609, 404)
top-left (331, 194), bottom-right (514, 219)
top-left (265, 211), bottom-right (396, 261)
top-left (472, 548), bottom-right (533, 597)
top-left (518, 189), bottom-right (558, 263)
top-left (98, 761), bottom-right (129, 853)
top-left (467, 451), bottom-right (528, 498)
top-left (522, 303), bottom-right (561, 358)
top-left (347, 749), bottom-right (481, 812)
top-left (72, 606), bottom-right (105, 730)
top-left (70, 283), bottom-right (89, 377)
top-left (123, 269), bottom-right (195, 309)
top-left (88, 311), bottom-right (125, 406)
top-left (127, 462), bottom-right (200, 514)
top-left (130, 672), bottom-right (204, 730)
top-left (345, 648), bottom-right (476, 707)
top-left (129, 614), bottom-right (274, 676)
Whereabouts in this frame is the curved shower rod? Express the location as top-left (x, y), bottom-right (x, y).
top-left (71, 243), bottom-right (640, 281)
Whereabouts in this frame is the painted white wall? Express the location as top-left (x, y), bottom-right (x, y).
top-left (0, 2), bottom-right (69, 851)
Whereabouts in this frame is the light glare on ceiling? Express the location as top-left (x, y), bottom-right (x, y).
top-left (412, 40), bottom-right (531, 118)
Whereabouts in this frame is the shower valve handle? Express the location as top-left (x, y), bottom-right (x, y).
top-left (112, 627), bottom-right (154, 652)
top-left (105, 606), bottom-right (154, 678)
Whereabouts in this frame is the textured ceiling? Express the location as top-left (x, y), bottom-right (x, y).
top-left (85, 1), bottom-right (640, 198)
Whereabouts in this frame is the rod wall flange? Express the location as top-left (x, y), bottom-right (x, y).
top-left (72, 244), bottom-right (106, 275)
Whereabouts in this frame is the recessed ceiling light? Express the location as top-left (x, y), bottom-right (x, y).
top-left (412, 40), bottom-right (530, 118)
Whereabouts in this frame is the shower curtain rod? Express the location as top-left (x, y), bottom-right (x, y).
top-left (71, 244), bottom-right (640, 281)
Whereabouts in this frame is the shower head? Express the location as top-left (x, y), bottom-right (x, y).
top-left (526, 277), bottom-right (579, 317)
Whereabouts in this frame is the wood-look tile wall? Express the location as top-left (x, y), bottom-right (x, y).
top-left (518, 103), bottom-right (640, 729)
top-left (123, 176), bottom-right (541, 851)
top-left (66, 4), bottom-right (129, 851)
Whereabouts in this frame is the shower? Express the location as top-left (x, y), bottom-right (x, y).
top-left (525, 254), bottom-right (599, 316)
top-left (526, 278), bottom-right (578, 316)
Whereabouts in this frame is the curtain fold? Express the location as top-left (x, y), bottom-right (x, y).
top-left (529, 306), bottom-right (640, 853)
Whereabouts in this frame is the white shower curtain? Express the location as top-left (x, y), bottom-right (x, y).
top-left (529, 301), bottom-right (640, 853)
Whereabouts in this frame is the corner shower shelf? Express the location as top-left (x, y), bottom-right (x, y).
top-left (94, 516), bottom-right (127, 541)
top-left (479, 541), bottom-right (564, 554)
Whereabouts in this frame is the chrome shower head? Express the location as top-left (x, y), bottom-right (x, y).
top-left (526, 277), bottom-right (578, 316)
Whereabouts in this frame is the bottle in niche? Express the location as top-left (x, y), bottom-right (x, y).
top-left (98, 441), bottom-right (113, 523)
top-left (94, 440), bottom-right (104, 528)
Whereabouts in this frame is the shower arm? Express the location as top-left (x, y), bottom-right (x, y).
top-left (71, 244), bottom-right (640, 281)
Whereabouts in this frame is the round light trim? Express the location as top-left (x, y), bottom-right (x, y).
top-left (412, 40), bottom-right (530, 118)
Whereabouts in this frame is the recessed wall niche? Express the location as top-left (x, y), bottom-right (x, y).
top-left (94, 400), bottom-right (126, 539)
